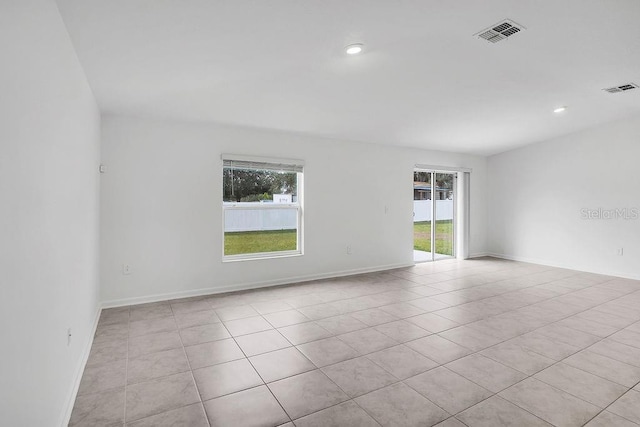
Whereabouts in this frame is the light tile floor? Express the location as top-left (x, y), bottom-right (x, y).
top-left (70, 257), bottom-right (640, 427)
top-left (413, 250), bottom-right (452, 263)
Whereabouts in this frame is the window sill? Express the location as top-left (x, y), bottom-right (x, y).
top-left (222, 251), bottom-right (303, 263)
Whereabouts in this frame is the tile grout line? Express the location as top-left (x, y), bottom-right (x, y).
top-left (87, 261), bottom-right (639, 426)
top-left (227, 313), bottom-right (419, 424)
top-left (137, 280), bottom-right (630, 419)
top-left (450, 305), bottom-right (640, 426)
top-left (123, 308), bottom-right (130, 426)
top-left (170, 304), bottom-right (212, 427)
top-left (225, 322), bottom-right (294, 425)
top-left (577, 373), bottom-right (640, 426)
top-left (392, 277), bottom-right (640, 426)
top-left (161, 281), bottom-right (628, 368)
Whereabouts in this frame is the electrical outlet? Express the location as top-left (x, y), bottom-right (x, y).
top-left (67, 328), bottom-right (72, 346)
top-left (616, 248), bottom-right (624, 256)
top-left (346, 245), bottom-right (352, 255)
top-left (123, 264), bottom-right (132, 275)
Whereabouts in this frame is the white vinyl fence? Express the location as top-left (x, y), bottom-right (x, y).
top-left (224, 205), bottom-right (297, 232)
top-left (224, 200), bottom-right (454, 232)
top-left (413, 200), bottom-right (454, 222)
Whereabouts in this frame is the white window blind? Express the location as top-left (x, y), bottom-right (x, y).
top-left (222, 154), bottom-right (304, 173)
top-left (223, 159), bottom-right (303, 173)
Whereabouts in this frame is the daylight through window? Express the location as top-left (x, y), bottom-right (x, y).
top-left (222, 156), bottom-right (303, 260)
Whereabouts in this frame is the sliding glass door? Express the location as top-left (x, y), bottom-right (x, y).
top-left (413, 170), bottom-right (456, 262)
top-left (434, 172), bottom-right (455, 258)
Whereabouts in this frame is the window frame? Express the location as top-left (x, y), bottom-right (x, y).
top-left (221, 154), bottom-right (304, 262)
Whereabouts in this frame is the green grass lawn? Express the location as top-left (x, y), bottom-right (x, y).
top-left (224, 229), bottom-right (297, 255)
top-left (414, 220), bottom-right (454, 256)
top-left (225, 222), bottom-right (453, 257)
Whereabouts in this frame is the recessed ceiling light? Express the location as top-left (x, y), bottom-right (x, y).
top-left (345, 43), bottom-right (363, 55)
top-left (553, 106), bottom-right (567, 113)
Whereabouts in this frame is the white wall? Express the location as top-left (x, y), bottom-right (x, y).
top-left (488, 114), bottom-right (640, 279)
top-left (0, 1), bottom-right (101, 425)
top-left (100, 116), bottom-right (487, 304)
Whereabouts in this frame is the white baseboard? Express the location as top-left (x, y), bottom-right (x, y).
top-left (59, 304), bottom-right (102, 427)
top-left (101, 262), bottom-right (414, 308)
top-left (488, 252), bottom-right (640, 281)
top-left (468, 252), bottom-right (491, 258)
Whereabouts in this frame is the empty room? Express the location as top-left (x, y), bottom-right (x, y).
top-left (3, 0), bottom-right (640, 426)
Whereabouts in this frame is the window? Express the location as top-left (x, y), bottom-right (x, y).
top-left (222, 155), bottom-right (304, 260)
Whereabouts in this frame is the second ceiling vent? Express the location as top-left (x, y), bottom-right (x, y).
top-left (603, 83), bottom-right (638, 93)
top-left (475, 19), bottom-right (525, 43)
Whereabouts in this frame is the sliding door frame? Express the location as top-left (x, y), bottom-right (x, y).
top-left (414, 165), bottom-right (471, 263)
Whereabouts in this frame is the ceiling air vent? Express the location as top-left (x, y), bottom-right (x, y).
top-left (475, 19), bottom-right (525, 43)
top-left (603, 83), bottom-right (638, 93)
